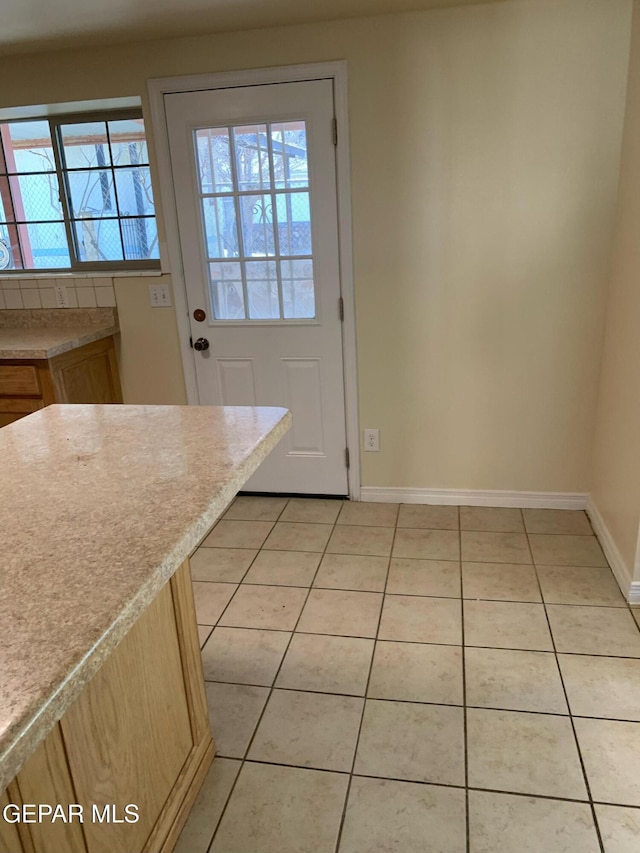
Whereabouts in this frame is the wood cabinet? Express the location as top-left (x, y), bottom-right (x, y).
top-left (0, 560), bottom-right (214, 853)
top-left (0, 337), bottom-right (122, 427)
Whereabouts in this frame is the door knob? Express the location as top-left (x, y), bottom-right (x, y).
top-left (193, 337), bottom-right (210, 352)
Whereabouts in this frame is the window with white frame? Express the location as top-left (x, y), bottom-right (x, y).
top-left (0, 110), bottom-right (159, 272)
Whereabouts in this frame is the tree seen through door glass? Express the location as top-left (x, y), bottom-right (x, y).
top-left (195, 120), bottom-right (315, 320)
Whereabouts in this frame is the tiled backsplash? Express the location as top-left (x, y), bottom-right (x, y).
top-left (0, 277), bottom-right (116, 310)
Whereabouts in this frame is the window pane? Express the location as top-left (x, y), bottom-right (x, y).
top-left (121, 217), bottom-right (159, 261)
top-left (246, 260), bottom-right (279, 319)
top-left (196, 128), bottom-right (233, 193)
top-left (234, 125), bottom-right (270, 191)
top-left (282, 259), bottom-right (315, 319)
top-left (0, 177), bottom-right (14, 221)
top-left (276, 192), bottom-right (312, 255)
top-left (239, 194), bottom-right (275, 257)
top-left (209, 261), bottom-right (245, 319)
top-left (1, 121), bottom-right (55, 174)
top-left (68, 170), bottom-right (116, 218)
top-left (114, 167), bottom-right (154, 216)
top-left (9, 174), bottom-right (63, 221)
top-left (74, 218), bottom-right (123, 262)
top-left (24, 221), bottom-right (71, 268)
top-left (0, 224), bottom-right (21, 270)
top-left (271, 122), bottom-right (308, 189)
top-left (202, 197), bottom-right (238, 259)
top-left (60, 122), bottom-right (110, 168)
top-left (108, 119), bottom-right (149, 165)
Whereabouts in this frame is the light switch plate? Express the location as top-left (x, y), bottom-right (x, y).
top-left (149, 283), bottom-right (171, 307)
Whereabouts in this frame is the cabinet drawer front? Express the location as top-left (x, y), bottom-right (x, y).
top-left (0, 365), bottom-right (41, 395)
top-left (0, 397), bottom-right (45, 414)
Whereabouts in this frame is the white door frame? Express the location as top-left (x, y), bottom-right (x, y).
top-left (148, 62), bottom-right (360, 499)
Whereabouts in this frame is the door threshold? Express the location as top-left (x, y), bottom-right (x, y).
top-left (238, 491), bottom-right (349, 500)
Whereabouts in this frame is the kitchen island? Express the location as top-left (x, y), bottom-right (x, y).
top-left (0, 404), bottom-right (290, 853)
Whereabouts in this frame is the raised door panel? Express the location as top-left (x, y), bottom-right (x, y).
top-left (60, 583), bottom-right (193, 853)
top-left (49, 338), bottom-right (123, 405)
top-left (215, 359), bottom-right (256, 406)
top-left (282, 358), bottom-right (324, 454)
top-left (0, 366), bottom-right (40, 396)
top-left (14, 727), bottom-right (87, 853)
top-left (57, 354), bottom-right (115, 404)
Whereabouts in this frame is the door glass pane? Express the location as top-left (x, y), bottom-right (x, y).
top-left (193, 118), bottom-right (316, 321)
top-left (196, 128), bottom-right (233, 193)
top-left (276, 192), bottom-right (312, 255)
top-left (209, 261), bottom-right (245, 319)
top-left (202, 197), bottom-right (238, 259)
top-left (239, 194), bottom-right (275, 257)
top-left (233, 125), bottom-right (270, 191)
top-left (271, 122), bottom-right (308, 189)
top-left (246, 260), bottom-right (279, 319)
top-left (281, 259), bottom-right (315, 319)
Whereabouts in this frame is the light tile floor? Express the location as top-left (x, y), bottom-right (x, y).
top-left (177, 499), bottom-right (640, 853)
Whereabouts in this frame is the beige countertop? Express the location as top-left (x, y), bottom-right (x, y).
top-left (0, 308), bottom-right (119, 359)
top-left (0, 403), bottom-right (291, 790)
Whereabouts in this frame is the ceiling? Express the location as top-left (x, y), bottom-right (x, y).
top-left (0, 0), bottom-right (505, 57)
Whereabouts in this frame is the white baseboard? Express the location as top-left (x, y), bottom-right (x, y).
top-left (359, 487), bottom-right (588, 510)
top-left (586, 498), bottom-right (637, 604)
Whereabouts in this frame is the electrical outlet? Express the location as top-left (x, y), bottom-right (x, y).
top-left (149, 283), bottom-right (172, 307)
top-left (54, 284), bottom-right (68, 308)
top-left (364, 428), bottom-right (380, 451)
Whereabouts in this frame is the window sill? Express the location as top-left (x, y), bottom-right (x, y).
top-left (0, 270), bottom-right (164, 281)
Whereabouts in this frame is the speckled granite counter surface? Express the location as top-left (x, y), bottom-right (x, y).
top-left (0, 308), bottom-right (119, 358)
top-left (0, 403), bottom-right (291, 790)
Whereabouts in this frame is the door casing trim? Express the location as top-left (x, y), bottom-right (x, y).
top-left (148, 61), bottom-right (360, 499)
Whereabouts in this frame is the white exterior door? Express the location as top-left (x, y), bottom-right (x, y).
top-left (165, 80), bottom-right (348, 494)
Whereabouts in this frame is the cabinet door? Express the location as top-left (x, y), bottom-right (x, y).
top-left (49, 338), bottom-right (123, 404)
top-left (60, 582), bottom-right (193, 853)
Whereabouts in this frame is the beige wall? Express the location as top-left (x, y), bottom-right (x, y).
top-left (113, 275), bottom-right (187, 405)
top-left (590, 0), bottom-right (640, 585)
top-left (0, 0), bottom-right (632, 490)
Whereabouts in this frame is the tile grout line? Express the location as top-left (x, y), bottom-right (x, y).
top-left (206, 497), bottom-right (347, 853)
top-left (332, 502), bottom-right (398, 853)
top-left (202, 495), bottom-right (293, 853)
top-left (202, 624), bottom-right (640, 661)
top-left (525, 520), bottom-right (606, 853)
top-left (197, 574), bottom-right (630, 610)
top-left (201, 752), bottom-right (640, 812)
top-left (201, 677), bottom-right (640, 724)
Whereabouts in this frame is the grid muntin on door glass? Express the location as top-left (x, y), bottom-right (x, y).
top-left (195, 121), bottom-right (316, 321)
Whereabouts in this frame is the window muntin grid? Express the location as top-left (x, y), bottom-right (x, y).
top-left (195, 121), bottom-right (316, 321)
top-left (0, 111), bottom-right (159, 271)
